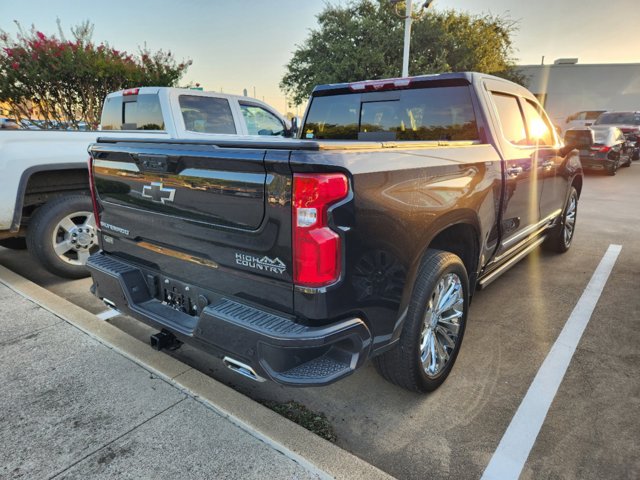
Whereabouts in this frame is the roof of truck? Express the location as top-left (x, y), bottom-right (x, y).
top-left (104, 86), bottom-right (275, 106)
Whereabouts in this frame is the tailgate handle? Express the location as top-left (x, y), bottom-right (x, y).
top-left (136, 154), bottom-right (170, 172)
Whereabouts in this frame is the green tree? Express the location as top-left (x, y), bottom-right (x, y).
top-left (0, 20), bottom-right (192, 128)
top-left (281, 1), bottom-right (523, 105)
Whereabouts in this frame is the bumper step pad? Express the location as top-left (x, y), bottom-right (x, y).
top-left (87, 252), bottom-right (372, 387)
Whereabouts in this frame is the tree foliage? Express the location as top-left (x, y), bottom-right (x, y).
top-left (0, 20), bottom-right (191, 128)
top-left (281, 1), bottom-right (524, 105)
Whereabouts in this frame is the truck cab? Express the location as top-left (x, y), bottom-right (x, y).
top-left (100, 87), bottom-right (292, 138)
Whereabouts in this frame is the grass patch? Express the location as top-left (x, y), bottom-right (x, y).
top-left (261, 400), bottom-right (337, 443)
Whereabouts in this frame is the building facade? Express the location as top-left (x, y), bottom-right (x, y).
top-left (518, 61), bottom-right (640, 126)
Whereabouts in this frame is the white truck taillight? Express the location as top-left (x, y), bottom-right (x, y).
top-left (292, 173), bottom-right (349, 288)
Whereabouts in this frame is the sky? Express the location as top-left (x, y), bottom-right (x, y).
top-left (1, 0), bottom-right (639, 114)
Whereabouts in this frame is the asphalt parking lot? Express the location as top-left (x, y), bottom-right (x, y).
top-left (2, 164), bottom-right (639, 480)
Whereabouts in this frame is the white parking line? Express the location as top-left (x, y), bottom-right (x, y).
top-left (481, 244), bottom-right (622, 480)
top-left (96, 309), bottom-right (120, 321)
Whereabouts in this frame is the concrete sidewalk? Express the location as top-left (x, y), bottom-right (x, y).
top-left (0, 282), bottom-right (319, 479)
top-left (0, 270), bottom-right (392, 480)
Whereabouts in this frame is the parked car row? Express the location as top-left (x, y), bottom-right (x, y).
top-left (564, 126), bottom-right (633, 175)
top-left (564, 109), bottom-right (640, 175)
top-left (564, 110), bottom-right (607, 132)
top-left (0, 117), bottom-right (20, 129)
top-left (593, 111), bottom-right (640, 159)
top-left (563, 109), bottom-right (640, 152)
top-left (1, 117), bottom-right (85, 130)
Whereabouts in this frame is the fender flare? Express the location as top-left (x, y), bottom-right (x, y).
top-left (388, 209), bottom-right (482, 345)
top-left (10, 162), bottom-right (88, 232)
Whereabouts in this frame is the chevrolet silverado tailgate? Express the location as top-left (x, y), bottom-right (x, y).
top-left (89, 138), bottom-right (296, 313)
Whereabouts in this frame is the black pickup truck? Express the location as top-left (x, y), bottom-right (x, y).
top-left (86, 73), bottom-right (583, 393)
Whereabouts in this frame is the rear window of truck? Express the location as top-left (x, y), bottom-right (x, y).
top-left (303, 86), bottom-right (479, 141)
top-left (179, 95), bottom-right (237, 134)
top-left (101, 94), bottom-right (164, 130)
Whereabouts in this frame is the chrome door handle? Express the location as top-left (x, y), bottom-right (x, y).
top-left (507, 165), bottom-right (523, 177)
top-left (541, 158), bottom-right (555, 169)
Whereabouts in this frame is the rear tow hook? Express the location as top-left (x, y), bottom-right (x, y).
top-left (150, 330), bottom-right (183, 351)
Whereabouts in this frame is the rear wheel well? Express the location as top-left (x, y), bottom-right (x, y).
top-left (427, 223), bottom-right (479, 287)
top-left (21, 168), bottom-right (89, 225)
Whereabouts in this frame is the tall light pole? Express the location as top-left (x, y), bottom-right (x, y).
top-left (393, 0), bottom-right (435, 78)
top-left (401, 0), bottom-right (413, 78)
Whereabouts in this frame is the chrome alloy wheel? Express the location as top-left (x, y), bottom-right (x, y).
top-left (419, 273), bottom-right (464, 378)
top-left (563, 194), bottom-right (577, 247)
top-left (51, 211), bottom-right (98, 266)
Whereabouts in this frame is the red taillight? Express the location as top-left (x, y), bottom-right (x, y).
top-left (87, 155), bottom-right (101, 230)
top-left (591, 145), bottom-right (611, 153)
top-left (122, 87), bottom-right (140, 96)
top-left (292, 173), bottom-right (349, 288)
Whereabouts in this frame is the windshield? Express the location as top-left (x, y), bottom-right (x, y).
top-left (303, 86), bottom-right (479, 141)
top-left (594, 112), bottom-right (640, 125)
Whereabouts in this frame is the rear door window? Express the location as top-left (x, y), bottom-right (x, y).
top-left (491, 93), bottom-right (527, 145)
top-left (179, 95), bottom-right (236, 134)
top-left (101, 94), bottom-right (164, 130)
top-left (303, 86), bottom-right (479, 141)
top-left (521, 100), bottom-right (554, 146)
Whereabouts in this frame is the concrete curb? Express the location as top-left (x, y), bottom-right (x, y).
top-left (0, 265), bottom-right (393, 480)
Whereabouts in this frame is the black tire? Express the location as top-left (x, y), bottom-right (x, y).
top-left (0, 237), bottom-right (27, 250)
top-left (622, 154), bottom-right (632, 167)
top-left (26, 195), bottom-right (98, 279)
top-left (374, 249), bottom-right (469, 392)
top-left (542, 186), bottom-right (578, 254)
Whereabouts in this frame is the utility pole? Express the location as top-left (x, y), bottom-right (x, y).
top-left (394, 0), bottom-right (435, 78)
top-left (401, 0), bottom-right (413, 78)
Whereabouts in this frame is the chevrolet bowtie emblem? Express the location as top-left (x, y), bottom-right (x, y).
top-left (142, 182), bottom-right (176, 204)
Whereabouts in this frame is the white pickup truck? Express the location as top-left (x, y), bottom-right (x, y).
top-left (0, 87), bottom-right (293, 278)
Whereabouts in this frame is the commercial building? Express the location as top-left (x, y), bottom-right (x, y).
top-left (517, 60), bottom-right (640, 126)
